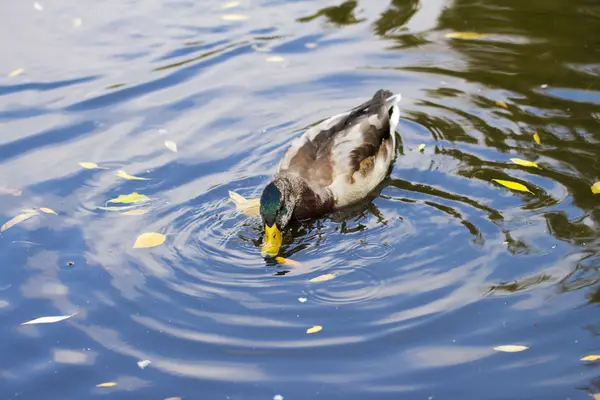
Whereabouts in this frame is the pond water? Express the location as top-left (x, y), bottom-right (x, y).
top-left (2, 0), bottom-right (600, 398)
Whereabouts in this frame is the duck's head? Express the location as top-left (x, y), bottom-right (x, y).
top-left (259, 178), bottom-right (295, 257)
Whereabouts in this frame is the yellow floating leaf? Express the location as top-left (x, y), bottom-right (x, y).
top-left (305, 42), bottom-right (317, 49)
top-left (275, 257), bottom-right (301, 266)
top-left (79, 162), bottom-right (103, 169)
top-left (306, 325), bottom-right (322, 334)
top-left (96, 382), bottom-right (117, 388)
top-left (510, 158), bottom-right (538, 168)
top-left (581, 355), bottom-right (600, 361)
top-left (39, 207), bottom-right (57, 215)
top-left (444, 31), bottom-right (487, 40)
top-left (1, 212), bottom-right (38, 232)
top-left (266, 56), bottom-right (285, 63)
top-left (21, 313), bottom-right (76, 325)
top-left (116, 170), bottom-right (151, 181)
top-left (533, 132), bottom-right (541, 144)
top-left (590, 394), bottom-right (600, 400)
top-left (492, 179), bottom-right (533, 194)
top-left (493, 345), bottom-right (529, 352)
top-left (133, 232), bottom-right (166, 249)
top-left (221, 14), bottom-right (248, 21)
top-left (223, 1), bottom-right (240, 8)
top-left (308, 273), bottom-right (337, 283)
top-left (591, 182), bottom-right (600, 195)
top-left (418, 143), bottom-right (426, 152)
top-left (164, 140), bottom-right (178, 153)
top-left (228, 191), bottom-right (260, 218)
top-left (21, 208), bottom-right (37, 213)
top-left (495, 100), bottom-right (508, 109)
top-left (121, 209), bottom-right (149, 216)
top-left (108, 192), bottom-right (150, 204)
top-left (8, 68), bottom-right (24, 77)
top-left (72, 17), bottom-right (82, 28)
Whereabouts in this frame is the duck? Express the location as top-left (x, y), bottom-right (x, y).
top-left (259, 89), bottom-right (402, 257)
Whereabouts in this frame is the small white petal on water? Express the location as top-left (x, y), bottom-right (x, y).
top-left (298, 297), bottom-right (307, 303)
top-left (137, 359), bottom-right (151, 369)
top-left (21, 313), bottom-right (76, 325)
top-left (493, 345), bottom-right (529, 352)
top-left (266, 56), bottom-right (285, 63)
top-left (72, 18), bottom-right (82, 28)
top-left (221, 14), bottom-right (249, 21)
top-left (33, 2), bottom-right (44, 11)
top-left (164, 140), bottom-right (178, 153)
top-left (273, 395), bottom-right (284, 400)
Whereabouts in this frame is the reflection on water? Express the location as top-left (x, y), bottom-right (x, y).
top-left (1, 0), bottom-right (600, 398)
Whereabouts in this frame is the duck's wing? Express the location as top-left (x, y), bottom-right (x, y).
top-left (276, 89), bottom-right (401, 205)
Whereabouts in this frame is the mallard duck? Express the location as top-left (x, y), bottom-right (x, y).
top-left (260, 89), bottom-right (402, 257)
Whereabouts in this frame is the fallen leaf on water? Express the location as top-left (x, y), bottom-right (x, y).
top-left (116, 170), bottom-right (151, 181)
top-left (228, 190), bottom-right (260, 217)
top-left (39, 207), bottom-right (57, 215)
top-left (8, 68), bottom-right (24, 77)
top-left (107, 192), bottom-right (150, 204)
top-left (533, 132), bottom-right (541, 144)
top-left (275, 257), bottom-right (301, 266)
top-left (591, 182), bottom-right (600, 195)
top-left (309, 273), bottom-right (336, 283)
top-left (492, 179), bottom-right (533, 194)
top-left (33, 2), bottom-right (43, 11)
top-left (444, 31), bottom-right (487, 40)
top-left (164, 397), bottom-right (182, 400)
top-left (1, 212), bottom-right (38, 232)
top-left (510, 158), bottom-right (538, 168)
top-left (221, 14), bottom-right (249, 21)
top-left (21, 313), bottom-right (76, 325)
top-left (581, 355), bottom-right (600, 361)
top-left (133, 232), bottom-right (166, 248)
top-left (493, 345), bottom-right (529, 352)
top-left (72, 17), bottom-right (82, 28)
top-left (137, 359), bottom-right (151, 369)
top-left (96, 382), bottom-right (117, 388)
top-left (164, 140), bottom-right (178, 153)
top-left (305, 42), bottom-right (317, 49)
top-left (0, 187), bottom-right (22, 196)
top-left (495, 100), bottom-right (508, 109)
top-left (306, 325), bottom-right (322, 334)
top-left (223, 1), bottom-right (240, 8)
top-left (266, 56), bottom-right (285, 63)
top-left (418, 143), bottom-right (426, 152)
top-left (590, 394), bottom-right (600, 400)
top-left (121, 209), bottom-right (149, 216)
top-left (79, 162), bottom-right (104, 169)
top-left (21, 208), bottom-right (37, 213)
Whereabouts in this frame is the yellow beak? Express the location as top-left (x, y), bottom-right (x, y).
top-left (261, 223), bottom-right (282, 257)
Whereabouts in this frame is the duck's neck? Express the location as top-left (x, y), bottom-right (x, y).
top-left (273, 173), bottom-right (334, 219)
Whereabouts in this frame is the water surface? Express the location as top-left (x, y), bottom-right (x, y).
top-left (2, 0), bottom-right (600, 398)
